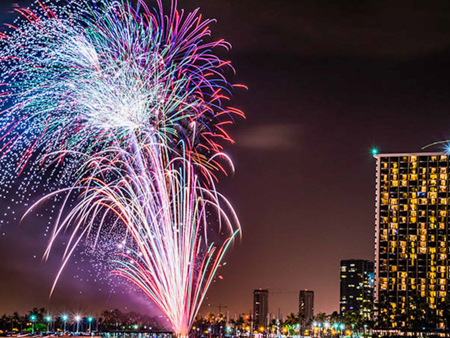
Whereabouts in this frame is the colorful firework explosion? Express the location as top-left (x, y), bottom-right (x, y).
top-left (0, 0), bottom-right (245, 335)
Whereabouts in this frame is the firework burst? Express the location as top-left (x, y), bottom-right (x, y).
top-left (0, 0), bottom-right (245, 335)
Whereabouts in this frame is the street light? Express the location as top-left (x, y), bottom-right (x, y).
top-left (88, 317), bottom-right (94, 335)
top-left (62, 314), bottom-right (69, 334)
top-left (30, 315), bottom-right (36, 335)
top-left (45, 316), bottom-right (52, 333)
top-left (312, 322), bottom-right (317, 338)
top-left (75, 316), bottom-right (82, 333)
top-left (340, 324), bottom-right (345, 337)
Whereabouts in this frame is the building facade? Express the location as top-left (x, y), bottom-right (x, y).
top-left (299, 290), bottom-right (314, 325)
top-left (374, 152), bottom-right (450, 330)
top-left (253, 289), bottom-right (269, 329)
top-left (340, 259), bottom-right (374, 319)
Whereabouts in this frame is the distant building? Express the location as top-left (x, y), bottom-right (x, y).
top-left (253, 289), bottom-right (269, 329)
top-left (340, 259), bottom-right (374, 319)
top-left (299, 290), bottom-right (314, 325)
top-left (374, 152), bottom-right (450, 330)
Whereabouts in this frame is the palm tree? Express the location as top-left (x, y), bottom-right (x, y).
top-left (314, 312), bottom-right (327, 325)
top-left (284, 313), bottom-right (300, 337)
top-left (216, 313), bottom-right (226, 337)
top-left (235, 314), bottom-right (245, 332)
top-left (0, 314), bottom-right (8, 331)
top-left (12, 312), bottom-right (21, 332)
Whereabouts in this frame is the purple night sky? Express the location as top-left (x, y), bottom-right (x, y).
top-left (2, 0), bottom-right (450, 322)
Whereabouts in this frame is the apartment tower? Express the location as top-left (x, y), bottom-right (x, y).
top-left (253, 289), bottom-right (269, 329)
top-left (374, 152), bottom-right (450, 330)
top-left (299, 290), bottom-right (314, 325)
top-left (340, 259), bottom-right (374, 319)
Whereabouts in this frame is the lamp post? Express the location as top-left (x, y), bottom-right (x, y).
top-left (75, 316), bottom-right (81, 334)
top-left (333, 323), bottom-right (338, 337)
top-left (30, 315), bottom-right (36, 335)
top-left (45, 316), bottom-right (52, 333)
top-left (339, 324), bottom-right (345, 338)
top-left (62, 314), bottom-right (69, 334)
top-left (88, 317), bottom-right (94, 335)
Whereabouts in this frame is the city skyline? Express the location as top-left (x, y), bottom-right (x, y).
top-left (2, 0), bottom-right (450, 322)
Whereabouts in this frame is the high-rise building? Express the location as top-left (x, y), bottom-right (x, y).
top-left (253, 289), bottom-right (269, 329)
top-left (340, 259), bottom-right (374, 319)
top-left (374, 152), bottom-right (450, 330)
top-left (299, 290), bottom-right (314, 325)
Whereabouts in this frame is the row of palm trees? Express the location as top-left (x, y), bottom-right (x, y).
top-left (0, 308), bottom-right (167, 333)
top-left (192, 310), bottom-right (373, 336)
top-left (0, 308), bottom-right (47, 333)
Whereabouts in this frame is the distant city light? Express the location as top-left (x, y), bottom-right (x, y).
top-left (371, 148), bottom-right (378, 155)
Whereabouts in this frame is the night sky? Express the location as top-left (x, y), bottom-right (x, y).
top-left (2, 0), bottom-right (450, 323)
